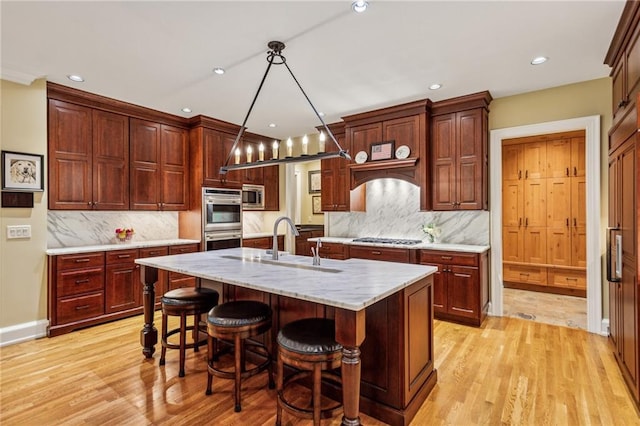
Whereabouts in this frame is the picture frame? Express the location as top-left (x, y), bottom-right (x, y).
top-left (312, 195), bottom-right (322, 214)
top-left (370, 140), bottom-right (395, 161)
top-left (1, 150), bottom-right (44, 192)
top-left (308, 170), bottom-right (321, 193)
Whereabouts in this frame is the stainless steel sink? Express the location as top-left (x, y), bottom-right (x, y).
top-left (220, 255), bottom-right (342, 273)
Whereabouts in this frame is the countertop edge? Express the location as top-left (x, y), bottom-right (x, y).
top-left (46, 239), bottom-right (201, 255)
top-left (307, 237), bottom-right (490, 254)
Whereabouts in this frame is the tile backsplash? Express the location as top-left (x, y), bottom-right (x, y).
top-left (47, 211), bottom-right (179, 248)
top-left (327, 179), bottom-right (489, 245)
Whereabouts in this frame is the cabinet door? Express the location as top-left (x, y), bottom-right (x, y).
top-left (431, 113), bottom-right (456, 210)
top-left (48, 99), bottom-right (93, 210)
top-left (571, 176), bottom-right (586, 228)
top-left (242, 140), bottom-right (264, 185)
top-left (321, 131), bottom-right (348, 211)
top-left (431, 264), bottom-right (446, 315)
top-left (523, 142), bottom-right (546, 179)
top-left (349, 123), bottom-right (382, 158)
top-left (502, 180), bottom-right (523, 227)
top-left (446, 265), bottom-right (479, 320)
top-left (383, 115), bottom-right (421, 158)
top-left (502, 227), bottom-right (524, 262)
top-left (502, 144), bottom-right (523, 181)
top-left (263, 165), bottom-right (280, 211)
top-left (105, 262), bottom-right (140, 313)
top-left (92, 110), bottom-right (129, 210)
top-left (571, 227), bottom-right (587, 268)
top-left (456, 109), bottom-right (484, 209)
top-left (571, 136), bottom-right (586, 177)
top-left (160, 124), bottom-right (189, 210)
top-left (547, 227), bottom-right (571, 267)
top-left (621, 264), bottom-right (638, 390)
top-left (130, 119), bottom-right (161, 210)
top-left (620, 142), bottom-right (637, 263)
top-left (611, 56), bottom-right (626, 123)
top-left (546, 139), bottom-right (571, 178)
top-left (523, 179), bottom-right (546, 227)
top-left (523, 227), bottom-right (547, 264)
top-left (546, 177), bottom-right (571, 228)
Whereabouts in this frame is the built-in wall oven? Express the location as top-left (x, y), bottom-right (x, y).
top-left (202, 187), bottom-right (242, 251)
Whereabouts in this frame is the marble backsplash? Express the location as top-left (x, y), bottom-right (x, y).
top-left (47, 211), bottom-right (179, 248)
top-left (327, 179), bottom-right (490, 245)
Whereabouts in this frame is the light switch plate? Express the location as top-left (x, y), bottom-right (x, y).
top-left (7, 225), bottom-right (31, 239)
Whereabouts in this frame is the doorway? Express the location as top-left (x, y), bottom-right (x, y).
top-left (489, 116), bottom-right (603, 334)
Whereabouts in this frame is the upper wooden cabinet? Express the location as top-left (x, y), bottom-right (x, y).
top-left (129, 118), bottom-right (189, 211)
top-left (430, 92), bottom-right (491, 211)
top-left (48, 99), bottom-right (130, 210)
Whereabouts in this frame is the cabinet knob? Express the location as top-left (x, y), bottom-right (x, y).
top-left (88, 202), bottom-right (92, 206)
top-left (566, 167), bottom-right (569, 176)
top-left (525, 218), bottom-right (528, 226)
top-left (573, 166), bottom-right (577, 176)
top-left (573, 218), bottom-right (577, 227)
top-left (518, 170), bottom-right (522, 180)
top-left (566, 218), bottom-right (569, 227)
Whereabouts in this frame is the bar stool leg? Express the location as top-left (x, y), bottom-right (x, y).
top-left (179, 312), bottom-right (187, 377)
top-left (206, 334), bottom-right (213, 395)
top-left (159, 313), bottom-right (168, 366)
top-left (193, 313), bottom-right (200, 353)
top-left (234, 333), bottom-right (242, 412)
top-left (275, 353), bottom-right (284, 426)
top-left (313, 363), bottom-right (321, 426)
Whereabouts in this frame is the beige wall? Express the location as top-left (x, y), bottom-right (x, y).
top-left (0, 79), bottom-right (49, 330)
top-left (488, 77), bottom-right (612, 316)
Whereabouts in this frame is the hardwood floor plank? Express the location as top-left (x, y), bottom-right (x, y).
top-left (1, 313), bottom-right (639, 425)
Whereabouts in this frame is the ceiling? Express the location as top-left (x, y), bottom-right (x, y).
top-left (1, 1), bottom-right (626, 140)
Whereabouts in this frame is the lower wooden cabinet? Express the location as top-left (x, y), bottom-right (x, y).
top-left (318, 242), bottom-right (348, 260)
top-left (48, 242), bottom-right (199, 336)
top-left (348, 246), bottom-right (416, 263)
top-left (295, 229), bottom-right (324, 256)
top-left (418, 249), bottom-right (489, 326)
top-left (243, 235), bottom-right (284, 250)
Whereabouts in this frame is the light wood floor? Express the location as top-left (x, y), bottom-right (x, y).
top-left (1, 313), bottom-right (639, 425)
top-left (503, 288), bottom-right (587, 330)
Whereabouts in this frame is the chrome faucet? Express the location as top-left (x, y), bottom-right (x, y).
top-left (312, 239), bottom-right (322, 266)
top-left (272, 216), bottom-right (299, 260)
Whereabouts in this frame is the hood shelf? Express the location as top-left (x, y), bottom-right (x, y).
top-left (348, 157), bottom-right (419, 189)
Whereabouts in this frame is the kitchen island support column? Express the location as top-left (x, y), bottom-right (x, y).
top-left (335, 308), bottom-right (366, 426)
top-left (140, 265), bottom-right (158, 358)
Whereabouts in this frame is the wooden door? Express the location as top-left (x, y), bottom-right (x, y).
top-left (457, 109), bottom-right (484, 209)
top-left (321, 131), bottom-right (348, 211)
top-left (523, 142), bottom-right (546, 179)
top-left (446, 265), bottom-right (479, 320)
top-left (430, 264), bottom-right (446, 315)
top-left (523, 179), bottom-right (546, 227)
top-left (130, 118), bottom-right (161, 210)
top-left (547, 227), bottom-right (571, 267)
top-left (571, 136), bottom-right (586, 177)
top-left (571, 176), bottom-right (587, 228)
top-left (243, 140), bottom-right (264, 185)
top-left (202, 128), bottom-right (243, 188)
top-left (572, 227), bottom-right (587, 268)
top-left (620, 142), bottom-right (636, 263)
top-left (546, 177), bottom-right (571, 228)
top-left (546, 139), bottom-right (571, 178)
top-left (105, 262), bottom-right (141, 313)
top-left (160, 124), bottom-right (188, 210)
top-left (263, 165), bottom-right (280, 211)
top-left (48, 99), bottom-right (93, 210)
top-left (523, 227), bottom-right (547, 264)
top-left (502, 227), bottom-right (524, 262)
top-left (92, 110), bottom-right (129, 210)
top-left (431, 114), bottom-right (456, 210)
top-left (383, 115), bottom-right (421, 158)
top-left (349, 122), bottom-right (382, 158)
top-left (502, 144), bottom-right (523, 181)
top-left (502, 180), bottom-right (523, 227)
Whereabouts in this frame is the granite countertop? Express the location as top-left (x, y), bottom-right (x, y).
top-left (307, 236), bottom-right (489, 254)
top-left (135, 247), bottom-right (436, 311)
top-left (243, 232), bottom-right (285, 239)
top-left (46, 239), bottom-right (201, 255)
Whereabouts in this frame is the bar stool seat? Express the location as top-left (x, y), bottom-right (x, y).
top-left (276, 318), bottom-right (343, 426)
top-left (160, 287), bottom-right (219, 377)
top-left (206, 300), bottom-right (274, 412)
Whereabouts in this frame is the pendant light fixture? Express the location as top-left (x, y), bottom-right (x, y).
top-left (219, 41), bottom-right (351, 174)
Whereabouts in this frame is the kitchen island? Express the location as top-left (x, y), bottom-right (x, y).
top-left (136, 247), bottom-right (437, 426)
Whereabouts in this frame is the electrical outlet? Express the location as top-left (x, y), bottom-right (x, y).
top-left (7, 225), bottom-right (31, 239)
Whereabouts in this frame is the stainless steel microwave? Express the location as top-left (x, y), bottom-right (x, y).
top-left (242, 184), bottom-right (265, 210)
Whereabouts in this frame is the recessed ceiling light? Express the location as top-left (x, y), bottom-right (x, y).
top-left (352, 0), bottom-right (369, 13)
top-left (213, 67), bottom-right (225, 75)
top-left (429, 83), bottom-right (442, 90)
top-left (269, 123), bottom-right (277, 128)
top-left (531, 56), bottom-right (548, 65)
top-left (67, 74), bottom-right (84, 82)
top-left (181, 107), bottom-right (192, 113)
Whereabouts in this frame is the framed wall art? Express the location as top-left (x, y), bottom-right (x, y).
top-left (370, 140), bottom-right (395, 161)
top-left (312, 195), bottom-right (322, 214)
top-left (1, 150), bottom-right (44, 192)
top-left (308, 170), bottom-right (321, 193)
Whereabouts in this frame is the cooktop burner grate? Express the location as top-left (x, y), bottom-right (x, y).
top-left (352, 237), bottom-right (422, 245)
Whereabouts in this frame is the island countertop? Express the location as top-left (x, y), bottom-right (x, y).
top-left (135, 247), bottom-right (437, 311)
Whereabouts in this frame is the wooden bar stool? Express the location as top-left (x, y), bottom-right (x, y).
top-left (159, 287), bottom-right (219, 377)
top-left (206, 300), bottom-right (274, 412)
top-left (276, 318), bottom-right (343, 426)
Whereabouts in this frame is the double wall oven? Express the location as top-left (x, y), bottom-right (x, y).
top-left (202, 188), bottom-right (242, 251)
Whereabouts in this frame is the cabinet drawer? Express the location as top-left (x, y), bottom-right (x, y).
top-left (349, 246), bottom-right (411, 263)
top-left (57, 267), bottom-right (104, 297)
top-left (170, 244), bottom-right (199, 255)
top-left (139, 246), bottom-right (169, 258)
top-left (106, 249), bottom-right (139, 265)
top-left (419, 250), bottom-right (478, 267)
top-left (318, 242), bottom-right (347, 257)
top-left (57, 252), bottom-right (104, 270)
top-left (503, 264), bottom-right (547, 285)
top-left (548, 268), bottom-right (586, 289)
top-left (57, 292), bottom-right (105, 323)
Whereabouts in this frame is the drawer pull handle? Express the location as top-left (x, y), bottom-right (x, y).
top-left (441, 256), bottom-right (453, 260)
top-left (565, 277), bottom-right (578, 281)
top-left (372, 251), bottom-right (381, 255)
top-left (74, 259), bottom-right (90, 263)
top-left (520, 273), bottom-right (530, 277)
top-left (75, 305), bottom-right (91, 310)
top-left (117, 255), bottom-right (131, 259)
top-left (75, 279), bottom-right (90, 284)
top-left (149, 251), bottom-right (160, 255)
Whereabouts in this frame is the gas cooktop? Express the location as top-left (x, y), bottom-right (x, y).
top-left (351, 237), bottom-right (422, 245)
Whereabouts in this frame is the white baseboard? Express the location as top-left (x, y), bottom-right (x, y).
top-left (0, 320), bottom-right (49, 347)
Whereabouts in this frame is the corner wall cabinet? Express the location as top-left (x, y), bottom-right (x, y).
top-left (47, 243), bottom-right (198, 336)
top-left (502, 131), bottom-right (586, 297)
top-left (430, 92), bottom-right (491, 211)
top-left (605, 0), bottom-right (640, 409)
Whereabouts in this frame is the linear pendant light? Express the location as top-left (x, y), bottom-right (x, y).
top-left (219, 41), bottom-right (351, 174)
